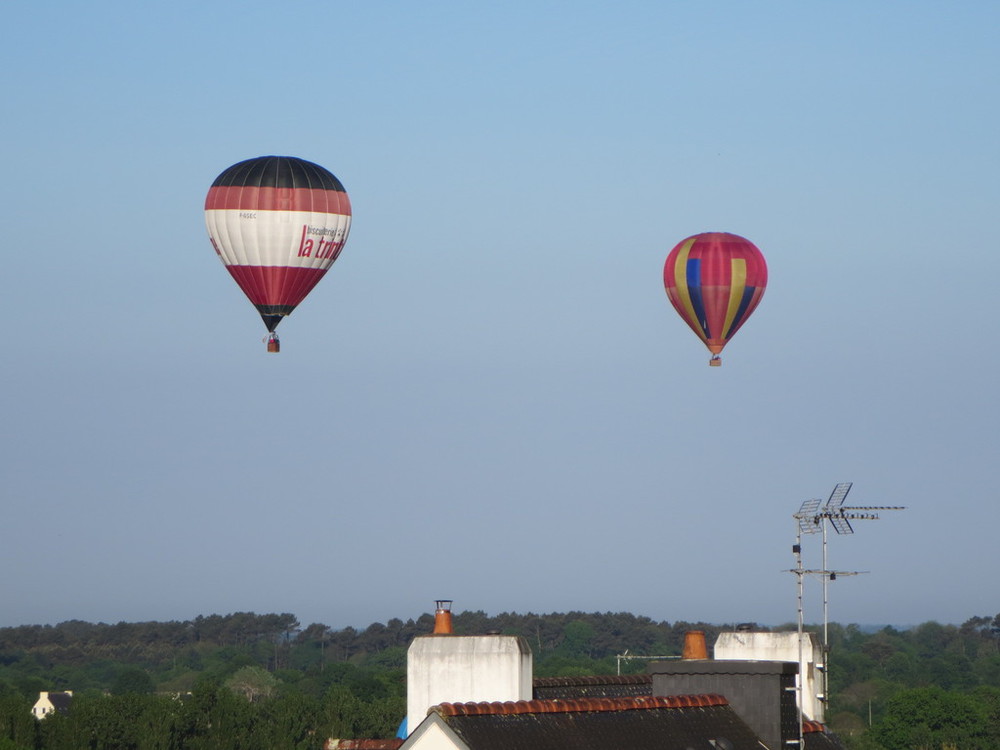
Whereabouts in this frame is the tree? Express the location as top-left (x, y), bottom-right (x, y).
top-left (869, 686), bottom-right (990, 750)
top-left (112, 667), bottom-right (154, 695)
top-left (66, 692), bottom-right (147, 750)
top-left (258, 692), bottom-right (322, 750)
top-left (557, 620), bottom-right (595, 659)
top-left (0, 693), bottom-right (37, 750)
top-left (861, 633), bottom-right (896, 670)
top-left (323, 685), bottom-right (366, 740)
top-left (225, 666), bottom-right (280, 703)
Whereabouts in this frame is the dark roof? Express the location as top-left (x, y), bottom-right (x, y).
top-left (419, 695), bottom-right (766, 750)
top-left (45, 692), bottom-right (73, 714)
top-left (651, 659), bottom-right (799, 676)
top-left (533, 674), bottom-right (652, 700)
top-left (325, 741), bottom-right (404, 750)
top-left (649, 658), bottom-right (799, 750)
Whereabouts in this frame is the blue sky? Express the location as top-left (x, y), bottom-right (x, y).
top-left (2, 1), bottom-right (997, 632)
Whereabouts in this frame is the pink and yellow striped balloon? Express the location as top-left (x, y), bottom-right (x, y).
top-left (663, 232), bottom-right (767, 365)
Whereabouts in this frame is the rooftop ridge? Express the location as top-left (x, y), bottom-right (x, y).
top-left (434, 694), bottom-right (728, 717)
top-left (533, 674), bottom-right (652, 687)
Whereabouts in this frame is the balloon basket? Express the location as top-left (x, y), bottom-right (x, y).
top-left (266, 333), bottom-right (280, 353)
top-left (709, 356), bottom-right (721, 367)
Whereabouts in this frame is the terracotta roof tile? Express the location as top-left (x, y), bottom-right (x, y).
top-left (434, 694), bottom-right (728, 717)
top-left (324, 740), bottom-right (404, 750)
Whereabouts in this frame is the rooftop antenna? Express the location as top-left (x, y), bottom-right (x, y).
top-left (615, 650), bottom-right (680, 675)
top-left (790, 482), bottom-right (905, 748)
top-left (790, 499), bottom-right (835, 749)
top-left (812, 483), bottom-right (905, 652)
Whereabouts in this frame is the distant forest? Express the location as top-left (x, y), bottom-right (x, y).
top-left (0, 610), bottom-right (998, 750)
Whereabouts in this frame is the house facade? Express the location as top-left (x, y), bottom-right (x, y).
top-left (31, 691), bottom-right (73, 719)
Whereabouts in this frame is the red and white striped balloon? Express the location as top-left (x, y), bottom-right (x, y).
top-left (205, 156), bottom-right (351, 351)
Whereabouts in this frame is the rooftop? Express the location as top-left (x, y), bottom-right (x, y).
top-left (435, 694), bottom-right (727, 716)
top-left (410, 695), bottom-right (766, 750)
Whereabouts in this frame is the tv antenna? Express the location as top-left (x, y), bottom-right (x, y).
top-left (798, 482), bottom-right (905, 648)
top-left (789, 482), bottom-right (905, 747)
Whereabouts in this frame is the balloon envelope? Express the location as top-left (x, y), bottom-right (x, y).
top-left (205, 155), bottom-right (352, 333)
top-left (663, 232), bottom-right (767, 361)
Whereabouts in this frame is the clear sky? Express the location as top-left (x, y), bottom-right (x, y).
top-left (2, 1), bottom-right (997, 633)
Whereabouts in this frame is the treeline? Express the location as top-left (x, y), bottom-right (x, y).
top-left (0, 610), bottom-right (722, 695)
top-left (0, 610), bottom-right (998, 749)
top-left (0, 610), bottom-right (715, 667)
top-left (821, 615), bottom-right (1000, 749)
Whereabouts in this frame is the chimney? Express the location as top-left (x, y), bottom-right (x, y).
top-left (407, 600), bottom-right (532, 737)
top-left (433, 600), bottom-right (453, 634)
top-left (682, 630), bottom-right (708, 660)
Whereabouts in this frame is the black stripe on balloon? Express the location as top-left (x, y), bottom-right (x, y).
top-left (212, 156), bottom-right (345, 192)
top-left (255, 305), bottom-right (297, 332)
top-left (255, 304), bottom-right (296, 316)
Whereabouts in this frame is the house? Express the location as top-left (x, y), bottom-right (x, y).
top-left (648, 628), bottom-right (843, 750)
top-left (334, 603), bottom-right (846, 750)
top-left (401, 695), bottom-right (766, 750)
top-left (399, 604), bottom-right (768, 749)
top-left (534, 630), bottom-right (843, 750)
top-left (31, 691), bottom-right (73, 719)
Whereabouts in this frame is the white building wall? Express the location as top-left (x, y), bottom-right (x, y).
top-left (401, 718), bottom-right (464, 750)
top-left (714, 631), bottom-right (825, 723)
top-left (406, 635), bottom-right (532, 737)
top-left (31, 693), bottom-right (54, 719)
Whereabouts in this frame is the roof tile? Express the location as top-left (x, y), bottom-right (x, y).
top-left (533, 675), bottom-right (651, 687)
top-left (434, 694), bottom-right (728, 717)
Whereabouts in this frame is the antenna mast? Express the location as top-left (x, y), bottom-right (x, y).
top-left (790, 483), bottom-right (905, 749)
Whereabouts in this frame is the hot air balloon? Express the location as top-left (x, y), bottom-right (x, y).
top-left (663, 232), bottom-right (767, 366)
top-left (204, 155), bottom-right (352, 352)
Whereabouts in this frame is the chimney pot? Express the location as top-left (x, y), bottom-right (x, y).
top-left (682, 630), bottom-right (708, 660)
top-left (433, 600), bottom-right (453, 634)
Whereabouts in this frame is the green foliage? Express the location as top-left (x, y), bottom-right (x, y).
top-left (112, 667), bottom-right (154, 695)
top-left (0, 693), bottom-right (36, 749)
top-left (556, 620), bottom-right (596, 659)
top-left (868, 686), bottom-right (990, 750)
top-left (363, 646), bottom-right (406, 673)
top-left (321, 684), bottom-right (402, 741)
